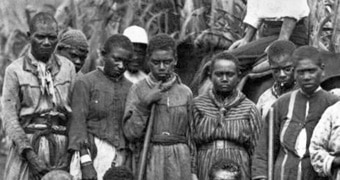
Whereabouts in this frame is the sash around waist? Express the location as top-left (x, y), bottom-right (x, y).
top-left (151, 134), bottom-right (187, 145)
top-left (198, 140), bottom-right (245, 151)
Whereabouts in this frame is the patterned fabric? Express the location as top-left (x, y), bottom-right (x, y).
top-left (192, 89), bottom-right (261, 180)
top-left (310, 101), bottom-right (340, 179)
top-left (123, 74), bottom-right (194, 180)
top-left (252, 89), bottom-right (339, 180)
top-left (2, 52), bottom-right (75, 180)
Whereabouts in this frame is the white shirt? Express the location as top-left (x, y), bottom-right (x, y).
top-left (243, 0), bottom-right (310, 29)
top-left (124, 70), bottom-right (147, 84)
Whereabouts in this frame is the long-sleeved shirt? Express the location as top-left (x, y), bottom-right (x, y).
top-left (123, 75), bottom-right (195, 179)
top-left (193, 89), bottom-right (261, 180)
top-left (310, 101), bottom-right (340, 179)
top-left (243, 0), bottom-right (310, 29)
top-left (68, 68), bottom-right (132, 151)
top-left (1, 53), bottom-right (75, 155)
top-left (252, 89), bottom-right (339, 180)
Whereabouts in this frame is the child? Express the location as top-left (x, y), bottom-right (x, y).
top-left (103, 166), bottom-right (133, 180)
top-left (208, 159), bottom-right (241, 180)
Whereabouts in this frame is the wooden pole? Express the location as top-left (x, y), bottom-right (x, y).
top-left (137, 105), bottom-right (156, 180)
top-left (268, 107), bottom-right (274, 180)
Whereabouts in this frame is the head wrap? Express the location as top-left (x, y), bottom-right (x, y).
top-left (58, 29), bottom-right (88, 52)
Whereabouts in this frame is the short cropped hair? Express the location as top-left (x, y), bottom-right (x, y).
top-left (29, 12), bottom-right (58, 33)
top-left (147, 33), bottom-right (177, 57)
top-left (208, 159), bottom-right (241, 180)
top-left (210, 51), bottom-right (240, 75)
top-left (103, 166), bottom-right (134, 180)
top-left (292, 46), bottom-right (322, 67)
top-left (267, 40), bottom-right (296, 64)
top-left (101, 34), bottom-right (134, 56)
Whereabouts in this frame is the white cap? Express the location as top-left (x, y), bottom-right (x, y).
top-left (123, 25), bottom-right (148, 44)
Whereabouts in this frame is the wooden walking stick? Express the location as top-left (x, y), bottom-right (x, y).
top-left (137, 105), bottom-right (156, 180)
top-left (268, 107), bottom-right (274, 180)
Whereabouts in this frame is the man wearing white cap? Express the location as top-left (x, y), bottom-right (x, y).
top-left (123, 25), bottom-right (148, 83)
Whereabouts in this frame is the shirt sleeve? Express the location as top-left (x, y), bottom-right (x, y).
top-left (2, 65), bottom-right (32, 155)
top-left (187, 93), bottom-right (197, 174)
top-left (248, 104), bottom-right (262, 156)
top-left (68, 78), bottom-right (90, 151)
top-left (123, 84), bottom-right (150, 142)
top-left (309, 105), bottom-right (336, 177)
top-left (243, 0), bottom-right (262, 29)
top-left (251, 102), bottom-right (281, 179)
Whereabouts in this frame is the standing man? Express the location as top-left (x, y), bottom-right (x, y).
top-left (252, 46), bottom-right (339, 180)
top-left (68, 34), bottom-right (134, 180)
top-left (56, 29), bottom-right (89, 76)
top-left (2, 12), bottom-right (76, 180)
top-left (123, 25), bottom-right (148, 83)
top-left (257, 40), bottom-right (297, 119)
top-left (123, 34), bottom-right (196, 180)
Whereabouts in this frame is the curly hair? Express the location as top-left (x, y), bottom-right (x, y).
top-left (209, 51), bottom-right (240, 75)
top-left (292, 45), bottom-right (322, 67)
top-left (147, 33), bottom-right (176, 57)
top-left (29, 12), bottom-right (58, 33)
top-left (208, 159), bottom-right (241, 180)
top-left (101, 34), bottom-right (134, 56)
top-left (103, 166), bottom-right (134, 180)
top-left (267, 40), bottom-right (296, 64)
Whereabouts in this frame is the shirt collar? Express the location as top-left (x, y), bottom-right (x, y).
top-left (299, 86), bottom-right (322, 97)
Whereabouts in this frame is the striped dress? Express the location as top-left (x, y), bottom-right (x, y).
top-left (192, 89), bottom-right (261, 180)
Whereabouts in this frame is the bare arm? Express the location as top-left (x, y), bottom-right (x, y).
top-left (228, 25), bottom-right (257, 50)
top-left (278, 17), bottom-right (297, 41)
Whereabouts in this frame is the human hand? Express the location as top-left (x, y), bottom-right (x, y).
top-left (55, 151), bottom-right (72, 171)
top-left (24, 149), bottom-right (50, 179)
top-left (191, 173), bottom-right (198, 180)
top-left (142, 82), bottom-right (164, 106)
top-left (228, 38), bottom-right (250, 50)
top-left (81, 162), bottom-right (97, 180)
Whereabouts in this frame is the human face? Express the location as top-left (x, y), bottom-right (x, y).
top-left (211, 59), bottom-right (239, 94)
top-left (103, 47), bottom-right (132, 78)
top-left (127, 43), bottom-right (147, 73)
top-left (30, 22), bottom-right (58, 62)
top-left (270, 54), bottom-right (295, 88)
top-left (295, 58), bottom-right (324, 95)
top-left (148, 49), bottom-right (177, 82)
top-left (213, 170), bottom-right (238, 180)
top-left (59, 48), bottom-right (87, 72)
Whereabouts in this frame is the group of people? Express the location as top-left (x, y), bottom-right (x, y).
top-left (3, 1), bottom-right (340, 180)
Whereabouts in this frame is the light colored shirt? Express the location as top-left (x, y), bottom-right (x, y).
top-left (124, 70), bottom-right (147, 84)
top-left (310, 101), bottom-right (340, 179)
top-left (243, 0), bottom-right (310, 29)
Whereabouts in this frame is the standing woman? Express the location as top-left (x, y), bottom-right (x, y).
top-left (192, 52), bottom-right (261, 180)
